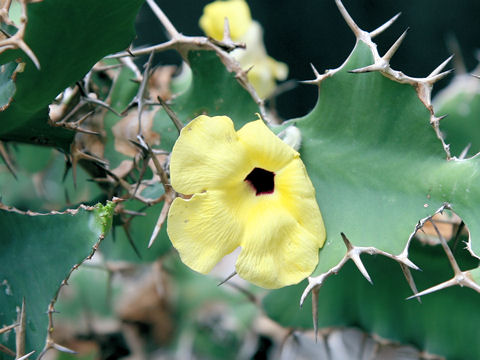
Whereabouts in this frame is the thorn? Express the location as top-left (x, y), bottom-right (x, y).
top-left (217, 271), bottom-right (237, 286)
top-left (370, 12), bottom-right (401, 38)
top-left (463, 272), bottom-right (480, 293)
top-left (122, 224), bottom-right (142, 259)
top-left (429, 218), bottom-right (462, 275)
top-left (406, 278), bottom-right (457, 300)
top-left (335, 0), bottom-right (362, 38)
top-left (157, 96), bottom-right (183, 132)
top-left (16, 350), bottom-right (35, 360)
top-left (399, 263), bottom-right (421, 303)
top-left (130, 146), bottom-right (150, 198)
top-left (339, 233), bottom-right (372, 283)
top-left (348, 64), bottom-right (380, 73)
top-left (128, 138), bottom-right (148, 155)
top-left (300, 279), bottom-right (315, 307)
top-left (340, 232), bottom-right (353, 250)
top-left (300, 79), bottom-right (321, 85)
top-left (350, 250), bottom-right (373, 284)
top-left (446, 33), bottom-right (466, 74)
top-left (310, 63), bottom-right (321, 79)
top-left (0, 142), bottom-right (17, 179)
top-left (433, 114), bottom-right (448, 124)
top-left (312, 287), bottom-right (319, 343)
top-left (383, 28), bottom-right (409, 62)
top-left (17, 39), bottom-right (40, 70)
top-left (137, 134), bottom-right (171, 193)
top-left (148, 198), bottom-right (172, 248)
top-left (398, 256), bottom-right (420, 271)
top-left (52, 343), bottom-right (77, 354)
top-left (459, 144), bottom-right (471, 160)
top-left (16, 297), bottom-right (26, 358)
top-left (83, 97), bottom-right (122, 117)
top-left (427, 69), bottom-right (453, 84)
top-left (429, 55), bottom-right (454, 78)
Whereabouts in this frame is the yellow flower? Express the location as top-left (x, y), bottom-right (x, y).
top-left (199, 0), bottom-right (288, 99)
top-left (167, 115), bottom-right (325, 289)
top-left (199, 0), bottom-right (252, 41)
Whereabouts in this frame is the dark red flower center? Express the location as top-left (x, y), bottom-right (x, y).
top-left (244, 167), bottom-right (275, 196)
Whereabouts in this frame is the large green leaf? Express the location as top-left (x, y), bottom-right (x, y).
top-left (0, 202), bottom-right (115, 354)
top-left (0, 0), bottom-right (144, 150)
top-left (263, 239), bottom-right (480, 360)
top-left (293, 40), bottom-right (480, 276)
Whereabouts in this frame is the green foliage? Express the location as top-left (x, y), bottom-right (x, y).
top-left (293, 40), bottom-right (480, 275)
top-left (0, 204), bottom-right (114, 354)
top-left (0, 0), bottom-right (144, 150)
top-left (264, 239), bottom-right (480, 360)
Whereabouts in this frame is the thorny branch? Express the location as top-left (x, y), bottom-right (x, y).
top-left (36, 199), bottom-right (124, 360)
top-left (407, 205), bottom-right (480, 300)
top-left (0, 0), bottom-right (40, 69)
top-left (306, 0), bottom-right (454, 160)
top-left (106, 1), bottom-right (267, 122)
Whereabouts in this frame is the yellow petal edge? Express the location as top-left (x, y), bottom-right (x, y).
top-left (199, 0), bottom-right (252, 41)
top-left (167, 115), bottom-right (326, 289)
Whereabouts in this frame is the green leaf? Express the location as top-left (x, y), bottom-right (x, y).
top-left (295, 40), bottom-right (480, 275)
top-left (0, 0), bottom-right (144, 150)
top-left (0, 203), bottom-right (114, 353)
top-left (263, 239), bottom-right (480, 359)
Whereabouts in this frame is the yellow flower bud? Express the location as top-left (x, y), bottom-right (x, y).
top-left (199, 0), bottom-right (252, 41)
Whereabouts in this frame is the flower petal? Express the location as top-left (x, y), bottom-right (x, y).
top-left (275, 158), bottom-right (326, 246)
top-left (237, 120), bottom-right (298, 172)
top-left (167, 190), bottom-right (243, 274)
top-left (199, 0), bottom-right (251, 41)
top-left (235, 206), bottom-right (322, 289)
top-left (235, 157), bottom-right (325, 289)
top-left (170, 115), bottom-right (252, 194)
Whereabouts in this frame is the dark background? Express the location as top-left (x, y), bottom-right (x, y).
top-left (135, 0), bottom-right (480, 119)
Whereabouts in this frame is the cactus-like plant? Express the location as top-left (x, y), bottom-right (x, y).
top-left (1, 0), bottom-right (480, 359)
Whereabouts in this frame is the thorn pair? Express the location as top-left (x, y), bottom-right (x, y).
top-left (407, 216), bottom-right (480, 300)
